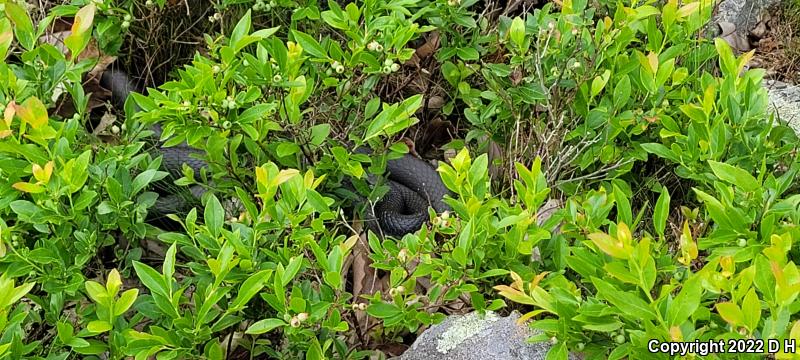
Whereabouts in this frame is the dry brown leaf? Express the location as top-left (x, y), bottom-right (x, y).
top-left (406, 31), bottom-right (440, 67)
top-left (92, 112), bottom-right (117, 136)
top-left (425, 95), bottom-right (444, 110)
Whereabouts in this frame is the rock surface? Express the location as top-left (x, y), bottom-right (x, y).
top-left (765, 80), bottom-right (800, 135)
top-left (711, 0), bottom-right (779, 37)
top-left (398, 311), bottom-right (580, 360)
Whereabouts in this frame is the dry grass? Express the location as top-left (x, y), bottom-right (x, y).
top-left (753, 1), bottom-right (800, 84)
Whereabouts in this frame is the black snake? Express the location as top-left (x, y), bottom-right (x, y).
top-left (100, 69), bottom-right (451, 236)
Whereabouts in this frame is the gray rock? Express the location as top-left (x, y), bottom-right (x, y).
top-left (398, 311), bottom-right (580, 360)
top-left (765, 80), bottom-right (800, 136)
top-left (710, 0), bottom-right (779, 37)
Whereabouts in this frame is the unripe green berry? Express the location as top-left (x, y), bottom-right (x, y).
top-left (737, 238), bottom-right (747, 247)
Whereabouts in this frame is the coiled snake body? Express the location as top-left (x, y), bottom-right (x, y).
top-left (101, 69), bottom-right (451, 236)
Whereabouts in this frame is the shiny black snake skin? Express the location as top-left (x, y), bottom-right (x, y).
top-left (100, 69), bottom-right (451, 236)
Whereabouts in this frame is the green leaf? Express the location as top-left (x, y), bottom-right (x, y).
top-left (693, 189), bottom-right (738, 231)
top-left (477, 269), bottom-right (510, 279)
top-left (251, 26), bottom-right (280, 40)
top-left (132, 169), bottom-right (167, 194)
top-left (230, 10), bottom-right (252, 50)
top-left (742, 288), bottom-right (761, 331)
top-left (591, 70), bottom-right (611, 97)
top-left (309, 124), bottom-right (330, 147)
top-left (679, 104), bottom-right (707, 123)
top-left (708, 160), bottom-right (759, 192)
top-left (546, 342), bottom-right (568, 360)
top-left (641, 143), bottom-right (679, 163)
top-left (323, 271), bottom-right (341, 289)
top-left (592, 277), bottom-right (657, 322)
top-left (613, 184), bottom-right (632, 225)
top-left (667, 276), bottom-right (701, 326)
top-left (282, 256), bottom-right (303, 286)
top-left (653, 188), bottom-right (670, 239)
top-left (230, 270), bottom-right (272, 311)
top-left (163, 243), bottom-right (177, 282)
top-left (114, 289), bottom-right (139, 316)
top-left (204, 194), bottom-right (224, 237)
top-left (84, 281), bottom-right (108, 304)
top-left (66, 337), bottom-right (91, 349)
top-left (509, 17), bottom-right (526, 50)
top-left (4, 2), bottom-right (34, 50)
top-left (133, 261), bottom-right (168, 297)
top-left (363, 95), bottom-right (422, 142)
top-left (604, 262), bottom-right (638, 285)
top-left (441, 61), bottom-right (460, 87)
top-left (613, 75), bottom-right (632, 110)
top-left (57, 321), bottom-right (75, 344)
top-left (245, 318), bottom-right (286, 334)
top-left (366, 302), bottom-right (402, 319)
top-left (291, 30), bottom-right (327, 59)
top-left (714, 38), bottom-right (736, 77)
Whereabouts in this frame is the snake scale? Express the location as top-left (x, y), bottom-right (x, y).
top-left (100, 69), bottom-right (451, 236)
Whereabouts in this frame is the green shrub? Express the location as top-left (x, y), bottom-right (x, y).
top-left (1, 0), bottom-right (800, 359)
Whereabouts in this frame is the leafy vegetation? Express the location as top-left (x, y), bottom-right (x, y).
top-left (0, 0), bottom-right (799, 359)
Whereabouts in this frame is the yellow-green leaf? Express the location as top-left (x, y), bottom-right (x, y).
top-left (32, 161), bottom-right (54, 184)
top-left (106, 269), bottom-right (122, 298)
top-left (716, 302), bottom-right (744, 326)
top-left (493, 285), bottom-right (536, 305)
top-left (273, 169), bottom-right (300, 187)
top-left (64, 3), bottom-right (96, 59)
top-left (0, 18), bottom-right (13, 60)
top-left (12, 182), bottom-right (44, 193)
top-left (17, 97), bottom-right (48, 129)
top-left (87, 320), bottom-right (112, 334)
top-left (588, 232), bottom-right (630, 259)
top-left (676, 2), bottom-right (700, 18)
top-left (509, 17), bottom-right (525, 49)
top-left (85, 281), bottom-right (108, 304)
